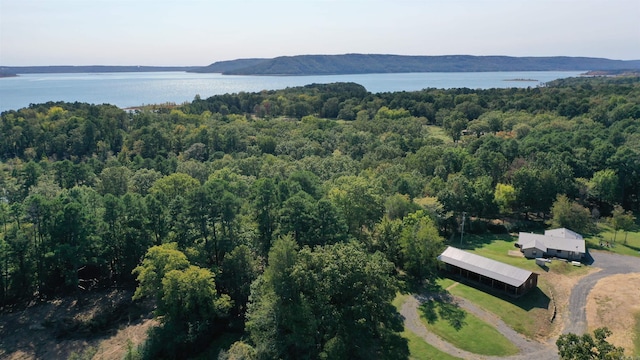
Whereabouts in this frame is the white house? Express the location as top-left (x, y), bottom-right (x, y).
top-left (517, 228), bottom-right (585, 261)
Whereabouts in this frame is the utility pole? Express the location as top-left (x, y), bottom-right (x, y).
top-left (460, 211), bottom-right (466, 245)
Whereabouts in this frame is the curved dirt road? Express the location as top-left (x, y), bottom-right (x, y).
top-left (401, 250), bottom-right (640, 360)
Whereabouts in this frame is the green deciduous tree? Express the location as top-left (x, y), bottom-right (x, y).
top-left (556, 327), bottom-right (625, 360)
top-left (609, 205), bottom-right (636, 244)
top-left (132, 243), bottom-right (190, 304)
top-left (328, 175), bottom-right (384, 239)
top-left (549, 195), bottom-right (595, 234)
top-left (149, 172), bottom-right (200, 200)
top-left (246, 238), bottom-right (407, 360)
top-left (219, 244), bottom-right (260, 315)
top-left (399, 211), bottom-right (445, 281)
top-left (219, 341), bottom-right (257, 360)
top-left (253, 178), bottom-right (279, 256)
top-left (161, 265), bottom-right (231, 329)
top-left (494, 183), bottom-right (517, 216)
top-left (588, 169), bottom-right (619, 206)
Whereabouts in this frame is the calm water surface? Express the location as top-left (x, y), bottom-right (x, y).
top-left (0, 71), bottom-right (583, 112)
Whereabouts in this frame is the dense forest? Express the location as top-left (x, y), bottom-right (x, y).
top-left (0, 75), bottom-right (639, 359)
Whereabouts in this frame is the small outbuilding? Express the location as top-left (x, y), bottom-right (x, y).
top-left (517, 228), bottom-right (585, 261)
top-left (438, 246), bottom-right (539, 297)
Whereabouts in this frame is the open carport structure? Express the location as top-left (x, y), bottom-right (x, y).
top-left (438, 246), bottom-right (539, 297)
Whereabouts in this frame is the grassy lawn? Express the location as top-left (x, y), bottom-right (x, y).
top-left (459, 233), bottom-right (591, 276)
top-left (585, 225), bottom-right (640, 258)
top-left (403, 330), bottom-right (462, 360)
top-left (438, 278), bottom-right (549, 338)
top-left (394, 293), bottom-right (462, 360)
top-left (418, 300), bottom-right (518, 356)
top-left (440, 232), bottom-right (591, 339)
top-left (426, 125), bottom-right (453, 143)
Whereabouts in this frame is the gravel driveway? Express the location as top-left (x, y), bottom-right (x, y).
top-left (401, 250), bottom-right (640, 360)
top-left (563, 250), bottom-right (640, 335)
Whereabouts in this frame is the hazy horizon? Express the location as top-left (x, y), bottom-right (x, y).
top-left (1, 0), bottom-right (639, 67)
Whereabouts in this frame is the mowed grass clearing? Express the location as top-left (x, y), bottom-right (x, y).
top-left (586, 225), bottom-right (640, 258)
top-left (438, 278), bottom-right (550, 338)
top-left (418, 300), bottom-right (519, 356)
top-left (394, 294), bottom-right (461, 360)
top-left (445, 233), bottom-right (591, 339)
top-left (426, 125), bottom-right (453, 143)
top-left (459, 233), bottom-right (590, 276)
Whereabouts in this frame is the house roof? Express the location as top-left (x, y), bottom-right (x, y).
top-left (517, 231), bottom-right (586, 254)
top-left (544, 228), bottom-right (583, 240)
top-left (520, 237), bottom-right (547, 253)
top-left (438, 246), bottom-right (535, 287)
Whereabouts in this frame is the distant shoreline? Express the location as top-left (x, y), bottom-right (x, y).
top-left (503, 78), bottom-right (538, 82)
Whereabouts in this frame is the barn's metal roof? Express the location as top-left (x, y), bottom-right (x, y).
top-left (438, 246), bottom-right (534, 287)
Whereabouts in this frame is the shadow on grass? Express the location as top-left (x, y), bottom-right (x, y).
top-left (537, 263), bottom-right (550, 272)
top-left (444, 274), bottom-right (550, 312)
top-left (397, 272), bottom-right (446, 295)
top-left (621, 242), bottom-right (640, 253)
top-left (510, 287), bottom-right (550, 311)
top-left (415, 282), bottom-right (467, 331)
top-left (419, 299), bottom-right (467, 331)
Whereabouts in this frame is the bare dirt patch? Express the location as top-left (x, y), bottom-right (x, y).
top-left (586, 273), bottom-right (640, 357)
top-left (91, 318), bottom-right (158, 360)
top-left (0, 289), bottom-right (155, 360)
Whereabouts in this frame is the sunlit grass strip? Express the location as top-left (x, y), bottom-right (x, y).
top-left (403, 330), bottom-right (462, 360)
top-left (426, 125), bottom-right (453, 143)
top-left (585, 225), bottom-right (640, 258)
top-left (419, 300), bottom-right (518, 356)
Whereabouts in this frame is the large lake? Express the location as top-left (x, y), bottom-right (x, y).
top-left (0, 71), bottom-right (583, 112)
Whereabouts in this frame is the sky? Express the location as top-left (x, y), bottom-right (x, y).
top-left (1, 0), bottom-right (639, 66)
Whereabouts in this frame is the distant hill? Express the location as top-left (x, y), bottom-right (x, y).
top-left (3, 55), bottom-right (640, 76)
top-left (0, 65), bottom-right (196, 75)
top-left (197, 54), bottom-right (640, 75)
top-left (190, 58), bottom-right (269, 73)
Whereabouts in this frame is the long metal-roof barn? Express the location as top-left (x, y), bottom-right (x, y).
top-left (438, 246), bottom-right (539, 297)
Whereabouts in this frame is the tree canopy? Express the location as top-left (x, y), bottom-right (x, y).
top-left (1, 75), bottom-right (639, 358)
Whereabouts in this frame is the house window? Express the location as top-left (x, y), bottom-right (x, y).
top-left (532, 250), bottom-right (537, 256)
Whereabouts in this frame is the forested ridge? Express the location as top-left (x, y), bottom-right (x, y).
top-left (196, 54), bottom-right (640, 75)
top-left (4, 54), bottom-right (640, 77)
top-left (1, 76), bottom-right (639, 359)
